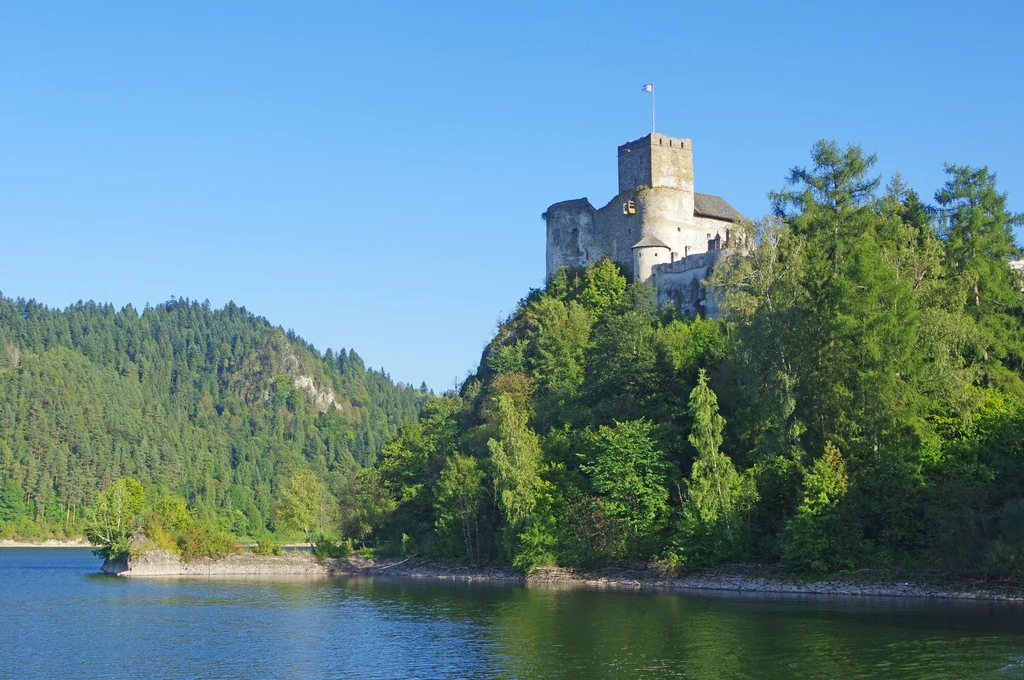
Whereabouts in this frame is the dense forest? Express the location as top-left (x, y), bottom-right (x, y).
top-left (352, 142), bottom-right (1024, 577)
top-left (0, 297), bottom-right (430, 540)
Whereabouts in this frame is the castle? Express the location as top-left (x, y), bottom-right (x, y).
top-left (544, 133), bottom-right (742, 316)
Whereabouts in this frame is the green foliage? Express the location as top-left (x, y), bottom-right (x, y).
top-left (487, 341), bottom-right (528, 375)
top-left (0, 295), bottom-right (429, 541)
top-left (581, 419), bottom-right (668, 556)
top-left (782, 444), bottom-right (851, 572)
top-left (489, 395), bottom-right (542, 528)
top-left (175, 523), bottom-right (234, 561)
top-left (338, 468), bottom-right (397, 541)
top-left (527, 297), bottom-right (591, 421)
top-left (254, 536), bottom-right (283, 555)
top-left (0, 478), bottom-right (27, 523)
top-left (84, 477), bottom-right (145, 559)
top-left (488, 393), bottom-right (548, 562)
top-left (376, 395), bottom-right (468, 546)
top-left (366, 145), bottom-right (1024, 577)
top-left (434, 454), bottom-right (487, 562)
top-left (677, 371), bottom-right (757, 564)
top-left (311, 534), bottom-right (353, 559)
top-left (982, 498), bottom-right (1024, 579)
top-left (577, 259), bottom-right (627, 317)
top-left (46, 142), bottom-right (1024, 578)
top-left (277, 469), bottom-right (327, 550)
top-left (150, 495), bottom-right (194, 535)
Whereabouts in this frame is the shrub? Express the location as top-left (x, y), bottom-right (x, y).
top-left (254, 537), bottom-right (283, 556)
top-left (176, 523), bottom-right (234, 561)
top-left (312, 534), bottom-right (352, 559)
top-left (984, 498), bottom-right (1024, 580)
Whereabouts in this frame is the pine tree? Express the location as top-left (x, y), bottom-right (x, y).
top-left (678, 369), bottom-right (754, 563)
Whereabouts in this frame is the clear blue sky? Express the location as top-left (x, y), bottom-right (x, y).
top-left (2, 1), bottom-right (1021, 390)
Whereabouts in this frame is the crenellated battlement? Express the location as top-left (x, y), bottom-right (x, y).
top-left (617, 133), bottom-right (690, 156)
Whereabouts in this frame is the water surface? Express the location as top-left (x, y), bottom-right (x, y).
top-left (1, 549), bottom-right (1022, 679)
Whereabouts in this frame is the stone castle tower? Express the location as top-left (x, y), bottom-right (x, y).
top-left (544, 133), bottom-right (741, 316)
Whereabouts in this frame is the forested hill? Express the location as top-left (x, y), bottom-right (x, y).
top-left (368, 144), bottom-right (1024, 578)
top-left (0, 296), bottom-right (430, 538)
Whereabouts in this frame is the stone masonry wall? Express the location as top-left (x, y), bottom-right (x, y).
top-left (650, 248), bottom-right (735, 317)
top-left (545, 133), bottom-right (739, 314)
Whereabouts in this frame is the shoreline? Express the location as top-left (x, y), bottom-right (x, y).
top-left (346, 560), bottom-right (1024, 602)
top-left (98, 550), bottom-right (1024, 602)
top-left (0, 538), bottom-right (91, 548)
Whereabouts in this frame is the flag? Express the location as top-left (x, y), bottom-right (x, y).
top-left (642, 83), bottom-right (653, 93)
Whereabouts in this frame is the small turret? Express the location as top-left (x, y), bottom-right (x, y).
top-left (631, 235), bottom-right (671, 283)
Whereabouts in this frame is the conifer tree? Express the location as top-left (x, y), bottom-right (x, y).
top-left (679, 370), bottom-right (754, 563)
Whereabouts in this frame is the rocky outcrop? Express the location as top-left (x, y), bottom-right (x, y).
top-left (288, 373), bottom-right (341, 413)
top-left (101, 550), bottom-right (331, 577)
top-left (230, 331), bottom-right (351, 415)
top-left (277, 339), bottom-right (343, 413)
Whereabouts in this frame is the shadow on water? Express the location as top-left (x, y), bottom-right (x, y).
top-left (2, 549), bottom-right (1023, 679)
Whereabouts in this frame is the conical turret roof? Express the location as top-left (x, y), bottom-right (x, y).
top-left (631, 234), bottom-right (671, 250)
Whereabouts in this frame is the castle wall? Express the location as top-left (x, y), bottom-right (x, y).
top-left (650, 249), bottom-right (735, 317)
top-left (545, 190), bottom-right (737, 286)
top-left (546, 199), bottom-right (621, 279)
top-left (617, 143), bottom-right (650, 195)
top-left (634, 188), bottom-right (699, 259)
top-left (591, 196), bottom-right (648, 275)
top-left (587, 187), bottom-right (708, 270)
top-left (694, 215), bottom-right (733, 245)
top-left (648, 135), bottom-right (693, 193)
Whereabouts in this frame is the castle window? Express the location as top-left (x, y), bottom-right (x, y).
top-left (572, 228), bottom-right (578, 238)
top-left (554, 228), bottom-right (560, 238)
top-left (685, 246), bottom-right (690, 257)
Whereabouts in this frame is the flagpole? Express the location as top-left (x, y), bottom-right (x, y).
top-left (651, 82), bottom-right (655, 135)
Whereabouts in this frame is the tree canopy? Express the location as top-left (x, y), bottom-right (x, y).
top-left (361, 143), bottom-right (1024, 578)
top-left (0, 296), bottom-right (429, 541)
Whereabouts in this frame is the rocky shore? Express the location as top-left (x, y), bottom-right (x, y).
top-left (101, 549), bottom-right (332, 577)
top-left (0, 538), bottom-right (91, 548)
top-left (99, 550), bottom-right (1024, 601)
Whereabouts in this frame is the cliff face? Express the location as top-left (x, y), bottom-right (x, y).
top-left (231, 331), bottom-right (353, 415)
top-left (101, 549), bottom-right (330, 577)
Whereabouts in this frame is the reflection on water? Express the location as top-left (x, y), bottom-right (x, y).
top-left (1, 549), bottom-right (1022, 679)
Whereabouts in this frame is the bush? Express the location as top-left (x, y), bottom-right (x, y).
top-left (984, 498), bottom-right (1024, 580)
top-left (312, 534), bottom-right (352, 559)
top-left (146, 524), bottom-right (179, 553)
top-left (402, 533), bottom-right (418, 558)
top-left (176, 524), bottom-right (234, 561)
top-left (984, 541), bottom-right (1024, 580)
top-left (254, 537), bottom-right (283, 556)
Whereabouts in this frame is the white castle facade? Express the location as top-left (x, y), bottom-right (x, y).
top-left (544, 133), bottom-right (742, 316)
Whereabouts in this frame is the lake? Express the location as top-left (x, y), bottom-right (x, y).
top-left (1, 549), bottom-right (1022, 679)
